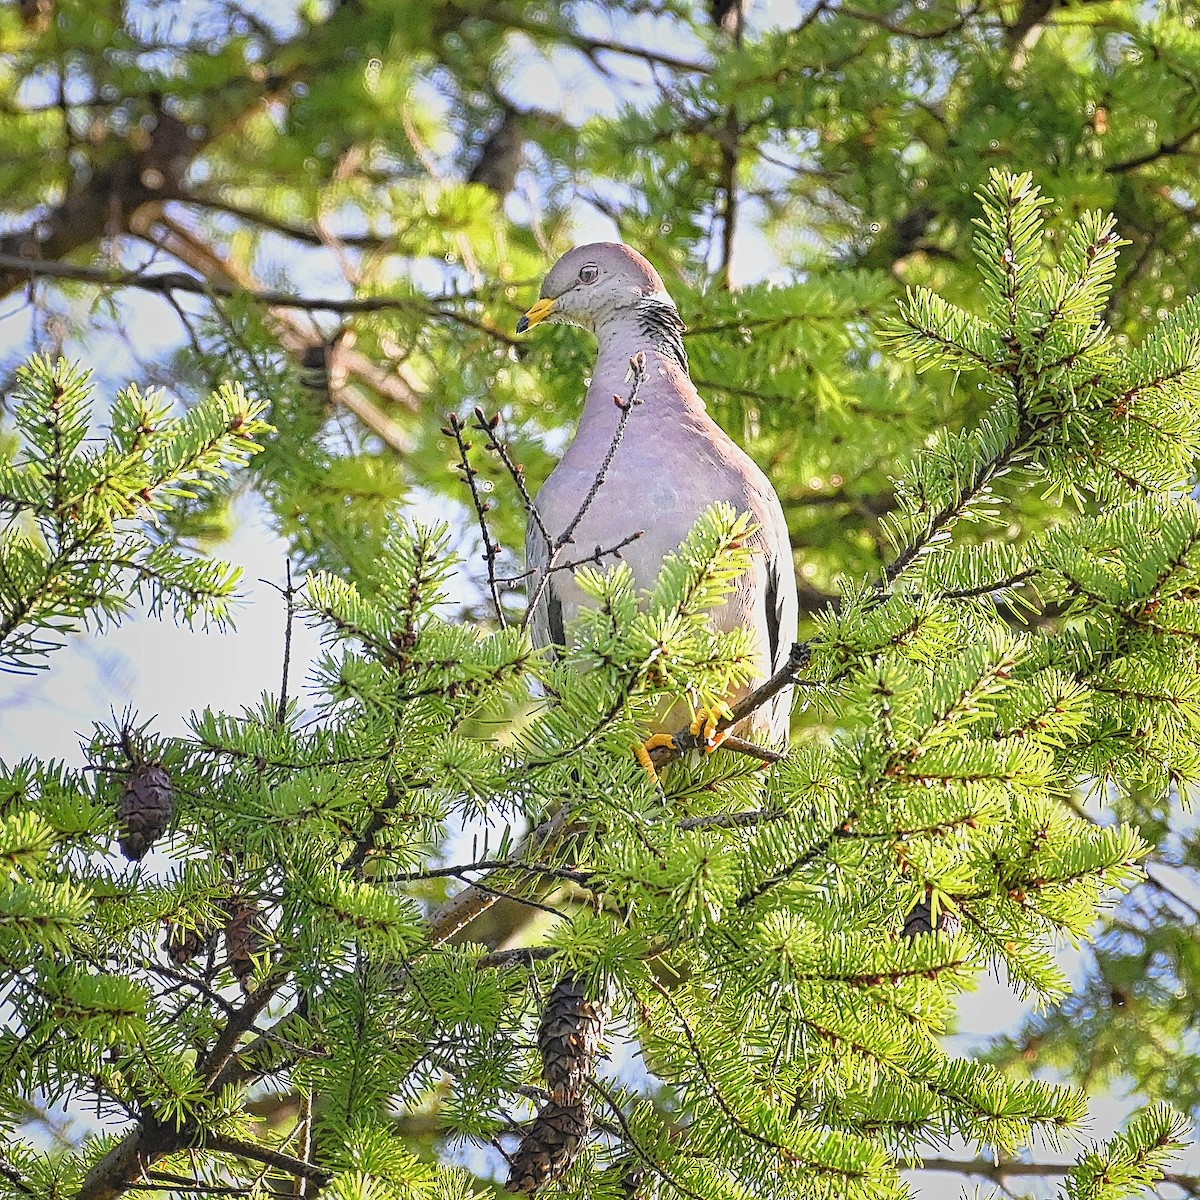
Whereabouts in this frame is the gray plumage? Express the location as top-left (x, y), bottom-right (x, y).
top-left (521, 243), bottom-right (798, 744)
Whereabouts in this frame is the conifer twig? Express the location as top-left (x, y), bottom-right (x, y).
top-left (587, 1076), bottom-right (709, 1200)
top-left (645, 978), bottom-right (806, 1158)
top-left (471, 406), bottom-right (551, 549)
top-left (444, 411), bottom-right (508, 627)
top-left (647, 639), bottom-right (812, 770)
top-left (427, 808), bottom-right (574, 945)
top-left (497, 529), bottom-right (646, 585)
top-left (522, 352), bottom-right (647, 633)
top-left (259, 561), bottom-right (297, 725)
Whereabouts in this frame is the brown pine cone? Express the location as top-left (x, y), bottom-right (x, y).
top-left (117, 762), bottom-right (174, 860)
top-left (538, 975), bottom-right (608, 1106)
top-left (902, 895), bottom-right (960, 938)
top-left (222, 898), bottom-right (266, 990)
top-left (163, 922), bottom-right (216, 965)
top-left (505, 1100), bottom-right (591, 1194)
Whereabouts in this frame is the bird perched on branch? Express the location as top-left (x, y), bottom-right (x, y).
top-left (517, 243), bottom-right (798, 767)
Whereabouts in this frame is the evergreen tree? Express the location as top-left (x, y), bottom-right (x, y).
top-left (4, 1), bottom-right (1200, 1196)
top-left (4, 170), bottom-right (1200, 1199)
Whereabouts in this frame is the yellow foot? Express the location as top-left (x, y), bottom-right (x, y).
top-left (633, 733), bottom-right (677, 783)
top-left (689, 702), bottom-right (734, 753)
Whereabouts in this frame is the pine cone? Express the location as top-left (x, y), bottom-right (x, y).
top-left (538, 975), bottom-right (608, 1105)
top-left (222, 898), bottom-right (266, 989)
top-left (163, 922), bottom-right (216, 965)
top-left (902, 896), bottom-right (960, 938)
top-left (117, 762), bottom-right (174, 860)
top-left (505, 1100), bottom-right (591, 1194)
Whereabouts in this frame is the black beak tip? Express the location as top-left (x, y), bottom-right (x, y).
top-left (515, 315), bottom-right (530, 334)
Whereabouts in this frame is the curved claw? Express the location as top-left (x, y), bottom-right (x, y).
top-left (634, 733), bottom-right (677, 783)
top-left (689, 704), bottom-right (733, 753)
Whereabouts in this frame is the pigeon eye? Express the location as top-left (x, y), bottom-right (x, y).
top-left (578, 264), bottom-right (599, 284)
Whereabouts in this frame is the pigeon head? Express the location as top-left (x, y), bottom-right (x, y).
top-left (517, 243), bottom-right (675, 334)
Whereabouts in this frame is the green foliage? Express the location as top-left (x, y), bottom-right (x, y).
top-left (0, 357), bottom-right (270, 671)
top-left (3, 173), bottom-right (1198, 1200)
top-left (1067, 1105), bottom-right (1192, 1200)
top-left (7, 0), bottom-right (1200, 1193)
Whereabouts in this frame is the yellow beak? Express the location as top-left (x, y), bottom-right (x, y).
top-left (516, 297), bottom-right (557, 333)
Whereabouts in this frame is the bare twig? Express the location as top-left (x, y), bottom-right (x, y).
top-left (444, 412), bottom-right (508, 627)
top-left (557, 354), bottom-right (647, 551)
top-left (497, 530), bottom-right (646, 585)
top-left (715, 734), bottom-right (785, 764)
top-left (715, 4), bottom-right (742, 288)
top-left (205, 1135), bottom-right (331, 1186)
top-left (471, 406), bottom-right (551, 549)
top-left (475, 946), bottom-right (557, 970)
top-left (837, 0), bottom-right (980, 40)
top-left (382, 858), bottom-right (590, 885)
top-left (141, 1175), bottom-right (252, 1196)
top-left (0, 252), bottom-right (511, 334)
top-left (522, 352), bottom-right (648, 633)
top-left (258, 562), bottom-right (298, 725)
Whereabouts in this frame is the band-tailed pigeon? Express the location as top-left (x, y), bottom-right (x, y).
top-left (518, 243), bottom-right (798, 759)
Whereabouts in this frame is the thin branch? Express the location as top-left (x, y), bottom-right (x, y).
top-left (471, 406), bottom-right (551, 549)
top-left (444, 871), bottom-right (569, 924)
top-left (143, 1174), bottom-right (252, 1196)
top-left (1106, 123), bottom-right (1200, 174)
top-left (258, 562), bottom-right (297, 725)
top-left (522, 352), bottom-right (648, 633)
top-left (555, 354), bottom-right (648, 550)
top-left (0, 251), bottom-right (509, 332)
top-left (475, 946), bottom-right (558, 970)
top-left (444, 411), bottom-right (508, 627)
top-left (836, 0), bottom-right (981, 40)
top-left (382, 858), bottom-right (590, 885)
top-left (911, 1157), bottom-right (1200, 1195)
top-left (182, 195), bottom-right (392, 249)
top-left (717, 108), bottom-right (740, 286)
top-left (497, 529), bottom-right (646, 585)
top-left (493, 10), bottom-right (709, 73)
top-left (205, 1135), bottom-right (331, 1187)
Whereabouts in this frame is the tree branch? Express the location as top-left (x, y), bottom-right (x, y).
top-left (445, 411), bottom-right (509, 627)
top-left (522, 352), bottom-right (648, 633)
top-left (130, 208), bottom-right (420, 451)
top-left (205, 1136), bottom-right (331, 1187)
top-left (911, 1156), bottom-right (1200, 1195)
